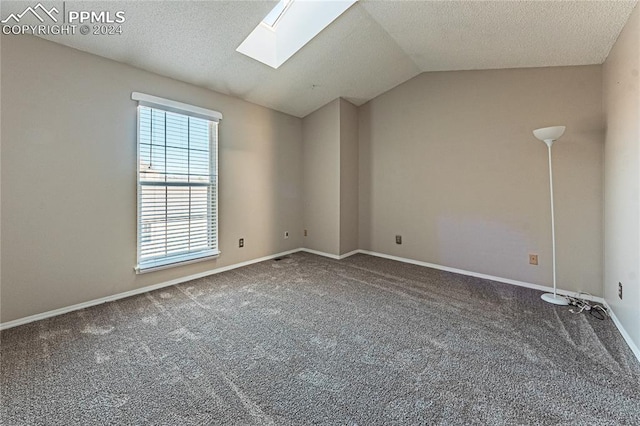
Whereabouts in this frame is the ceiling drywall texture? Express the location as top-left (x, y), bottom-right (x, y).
top-left (363, 0), bottom-right (638, 71)
top-left (2, 0), bottom-right (637, 117)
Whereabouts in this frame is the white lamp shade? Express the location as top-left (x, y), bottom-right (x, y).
top-left (533, 126), bottom-right (566, 142)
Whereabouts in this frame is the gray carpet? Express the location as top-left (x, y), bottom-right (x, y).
top-left (1, 252), bottom-right (639, 425)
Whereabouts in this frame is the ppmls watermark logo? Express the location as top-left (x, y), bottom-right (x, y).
top-left (2, 2), bottom-right (125, 36)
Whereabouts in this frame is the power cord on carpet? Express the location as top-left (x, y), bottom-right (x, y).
top-left (566, 293), bottom-right (608, 320)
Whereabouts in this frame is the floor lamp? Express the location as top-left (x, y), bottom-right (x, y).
top-left (533, 126), bottom-right (569, 306)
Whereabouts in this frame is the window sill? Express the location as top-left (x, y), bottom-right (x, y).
top-left (135, 250), bottom-right (220, 274)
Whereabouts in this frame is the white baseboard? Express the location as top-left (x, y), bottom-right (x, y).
top-left (0, 248), bottom-right (301, 331)
top-left (299, 248), bottom-right (340, 259)
top-left (357, 250), bottom-right (605, 304)
top-left (5, 247), bottom-right (635, 366)
top-left (339, 249), bottom-right (361, 259)
top-left (355, 250), bottom-right (640, 363)
top-left (298, 248), bottom-right (359, 260)
top-left (602, 300), bottom-right (640, 363)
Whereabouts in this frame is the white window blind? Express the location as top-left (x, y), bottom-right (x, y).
top-left (134, 94), bottom-right (221, 272)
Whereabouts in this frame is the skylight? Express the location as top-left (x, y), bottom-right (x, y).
top-left (262, 0), bottom-right (293, 28)
top-left (237, 0), bottom-right (358, 69)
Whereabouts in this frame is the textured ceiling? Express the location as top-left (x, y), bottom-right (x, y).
top-left (2, 0), bottom-right (637, 117)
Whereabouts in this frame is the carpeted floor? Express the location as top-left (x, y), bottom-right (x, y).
top-left (1, 252), bottom-right (639, 425)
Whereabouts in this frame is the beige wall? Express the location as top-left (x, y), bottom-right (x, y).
top-left (301, 98), bottom-right (359, 256)
top-left (0, 35), bottom-right (3, 315)
top-left (0, 34), bottom-right (617, 325)
top-left (302, 99), bottom-right (341, 255)
top-left (339, 99), bottom-right (359, 255)
top-left (1, 35), bottom-right (303, 323)
top-left (359, 66), bottom-right (604, 295)
top-left (603, 4), bottom-right (640, 349)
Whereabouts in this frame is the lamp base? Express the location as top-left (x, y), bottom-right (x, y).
top-left (541, 293), bottom-right (569, 305)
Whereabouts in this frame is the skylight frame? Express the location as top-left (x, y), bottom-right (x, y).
top-left (237, 0), bottom-right (358, 69)
top-left (261, 0), bottom-right (294, 30)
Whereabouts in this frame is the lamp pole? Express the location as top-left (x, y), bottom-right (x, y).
top-left (533, 126), bottom-right (569, 306)
top-left (546, 141), bottom-right (557, 297)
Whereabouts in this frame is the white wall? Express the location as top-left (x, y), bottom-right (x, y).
top-left (359, 66), bottom-right (604, 295)
top-left (603, 4), bottom-right (640, 350)
top-left (1, 35), bottom-right (303, 323)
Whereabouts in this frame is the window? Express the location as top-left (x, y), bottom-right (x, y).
top-left (132, 92), bottom-right (222, 272)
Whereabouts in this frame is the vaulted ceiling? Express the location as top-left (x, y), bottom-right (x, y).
top-left (4, 0), bottom-right (637, 117)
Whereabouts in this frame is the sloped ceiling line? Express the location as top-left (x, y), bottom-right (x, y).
top-left (2, 0), bottom-right (636, 117)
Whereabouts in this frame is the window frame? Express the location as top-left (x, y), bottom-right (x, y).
top-left (132, 92), bottom-right (222, 273)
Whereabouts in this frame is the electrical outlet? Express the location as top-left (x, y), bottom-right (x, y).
top-left (304, 229), bottom-right (307, 237)
top-left (396, 235), bottom-right (402, 245)
top-left (619, 282), bottom-right (623, 300)
top-left (529, 254), bottom-right (538, 265)
top-left (284, 231), bottom-right (289, 239)
top-left (239, 238), bottom-right (244, 248)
